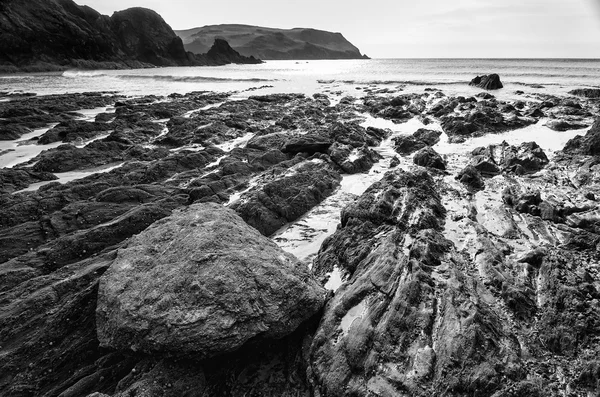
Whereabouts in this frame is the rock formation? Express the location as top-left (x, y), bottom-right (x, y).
top-left (0, 0), bottom-right (261, 72)
top-left (1, 81), bottom-right (600, 397)
top-left (470, 74), bottom-right (504, 90)
top-left (97, 203), bottom-right (326, 357)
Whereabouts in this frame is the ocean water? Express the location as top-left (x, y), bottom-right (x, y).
top-left (1, 59), bottom-right (599, 99)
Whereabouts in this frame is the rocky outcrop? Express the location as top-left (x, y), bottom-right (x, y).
top-left (97, 203), bottom-right (326, 357)
top-left (0, 0), bottom-right (196, 72)
top-left (413, 146), bottom-right (447, 170)
top-left (393, 128), bottom-right (442, 155)
top-left (176, 24), bottom-right (368, 60)
top-left (470, 141), bottom-right (549, 176)
top-left (562, 118), bottom-right (600, 156)
top-left (569, 88), bottom-right (600, 99)
top-left (470, 74), bottom-right (504, 90)
top-left (231, 159), bottom-right (342, 236)
top-left (0, 0), bottom-right (261, 72)
top-left (310, 170), bottom-right (523, 396)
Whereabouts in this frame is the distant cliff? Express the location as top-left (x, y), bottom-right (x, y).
top-left (176, 24), bottom-right (369, 60)
top-left (0, 0), bottom-right (260, 73)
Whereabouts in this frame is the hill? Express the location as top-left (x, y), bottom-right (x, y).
top-left (175, 24), bottom-right (369, 60)
top-left (0, 0), bottom-right (260, 72)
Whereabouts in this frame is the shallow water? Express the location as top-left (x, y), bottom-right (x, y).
top-left (14, 162), bottom-right (125, 193)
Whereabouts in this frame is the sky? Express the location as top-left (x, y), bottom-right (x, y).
top-left (77, 0), bottom-right (600, 58)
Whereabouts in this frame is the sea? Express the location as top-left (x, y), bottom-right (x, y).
top-left (1, 58), bottom-right (599, 100)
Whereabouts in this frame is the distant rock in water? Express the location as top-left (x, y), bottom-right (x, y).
top-left (470, 74), bottom-right (504, 90)
top-left (97, 202), bottom-right (326, 358)
top-left (176, 24), bottom-right (369, 60)
top-left (0, 0), bottom-right (261, 72)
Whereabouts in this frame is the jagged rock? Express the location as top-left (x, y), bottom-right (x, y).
top-left (310, 169), bottom-right (525, 396)
top-left (328, 142), bottom-right (382, 174)
top-left (38, 120), bottom-right (113, 144)
top-left (282, 135), bottom-right (333, 155)
top-left (456, 165), bottom-right (485, 190)
top-left (470, 74), bottom-right (504, 90)
top-left (392, 135), bottom-right (427, 154)
top-left (393, 129), bottom-right (442, 155)
top-left (412, 128), bottom-right (442, 146)
top-left (413, 146), bottom-right (446, 170)
top-left (502, 141), bottom-right (549, 174)
top-left (0, 168), bottom-right (57, 194)
top-left (562, 118), bottom-right (600, 156)
top-left (96, 202), bottom-right (326, 357)
top-left (470, 142), bottom-right (549, 176)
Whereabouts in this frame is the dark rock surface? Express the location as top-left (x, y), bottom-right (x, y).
top-left (1, 86), bottom-right (599, 397)
top-left (231, 159), bottom-right (342, 236)
top-left (469, 141), bottom-right (549, 176)
top-left (413, 146), bottom-right (446, 170)
top-left (470, 74), bottom-right (504, 90)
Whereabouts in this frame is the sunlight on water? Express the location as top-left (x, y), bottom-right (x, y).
top-left (2, 59), bottom-right (598, 98)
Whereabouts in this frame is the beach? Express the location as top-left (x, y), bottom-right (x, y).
top-left (1, 60), bottom-right (600, 396)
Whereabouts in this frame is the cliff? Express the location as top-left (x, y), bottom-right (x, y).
top-left (176, 24), bottom-right (369, 60)
top-left (0, 0), bottom-right (259, 72)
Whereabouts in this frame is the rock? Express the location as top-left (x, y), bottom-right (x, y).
top-left (392, 135), bottom-right (427, 155)
top-left (310, 169), bottom-right (523, 396)
top-left (194, 38), bottom-right (262, 66)
top-left (545, 119), bottom-right (589, 132)
top-left (470, 74), bottom-right (504, 90)
top-left (470, 142), bottom-right (549, 176)
top-left (569, 88), bottom-right (600, 99)
top-left (412, 128), bottom-right (442, 146)
top-left (328, 142), bottom-right (382, 174)
top-left (562, 118), bottom-right (600, 156)
top-left (0, 168), bottom-right (58, 194)
top-left (502, 141), bottom-right (549, 174)
top-left (413, 147), bottom-right (446, 170)
top-left (282, 135), bottom-right (333, 155)
top-left (393, 129), bottom-right (442, 155)
top-left (38, 120), bottom-right (113, 144)
top-left (456, 165), bottom-right (485, 190)
top-left (231, 160), bottom-right (341, 236)
top-left (96, 203), bottom-right (326, 357)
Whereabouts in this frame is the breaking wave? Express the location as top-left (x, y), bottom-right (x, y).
top-left (317, 79), bottom-right (464, 86)
top-left (62, 70), bottom-right (107, 78)
top-left (117, 75), bottom-right (278, 83)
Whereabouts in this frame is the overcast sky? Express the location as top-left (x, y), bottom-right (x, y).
top-left (77, 0), bottom-right (600, 58)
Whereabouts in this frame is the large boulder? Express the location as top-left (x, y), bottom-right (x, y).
top-left (470, 74), bottom-right (504, 90)
top-left (96, 202), bottom-right (326, 358)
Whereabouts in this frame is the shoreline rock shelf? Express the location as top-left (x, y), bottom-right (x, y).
top-left (0, 83), bottom-right (599, 396)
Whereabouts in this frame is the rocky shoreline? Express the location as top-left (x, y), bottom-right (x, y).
top-left (0, 80), bottom-right (599, 396)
